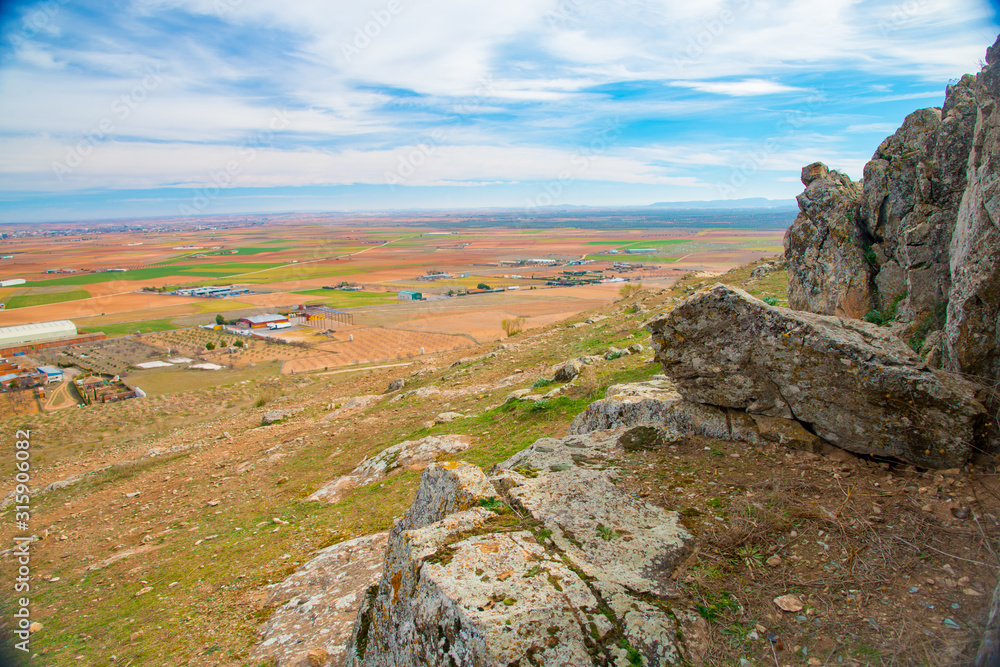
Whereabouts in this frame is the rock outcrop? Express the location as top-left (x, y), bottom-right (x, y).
top-left (647, 284), bottom-right (989, 468)
top-left (252, 532), bottom-right (389, 667)
top-left (308, 435), bottom-right (472, 503)
top-left (946, 38), bottom-right (1000, 384)
top-left (784, 162), bottom-right (873, 318)
top-left (784, 37), bottom-right (1000, 386)
top-left (345, 437), bottom-right (701, 666)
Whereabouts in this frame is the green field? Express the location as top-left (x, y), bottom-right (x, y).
top-left (28, 266), bottom-right (232, 287)
top-left (585, 254), bottom-right (679, 263)
top-left (78, 318), bottom-right (180, 337)
top-left (3, 289), bottom-right (90, 309)
top-left (292, 289), bottom-right (399, 308)
top-left (585, 239), bottom-right (687, 247)
top-left (229, 246), bottom-right (292, 255)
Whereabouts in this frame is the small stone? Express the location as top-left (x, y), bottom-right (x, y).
top-left (135, 586), bottom-right (153, 597)
top-left (766, 555), bottom-right (783, 567)
top-left (963, 588), bottom-right (983, 597)
top-left (206, 500), bottom-right (220, 507)
top-left (774, 594), bottom-right (804, 612)
top-left (272, 517), bottom-right (289, 525)
top-left (959, 576), bottom-right (971, 586)
top-left (307, 648), bottom-right (330, 666)
top-left (921, 504), bottom-right (933, 512)
top-left (951, 507), bottom-right (970, 519)
top-left (789, 530), bottom-right (798, 538)
top-left (808, 659), bottom-right (822, 666)
top-left (168, 582), bottom-right (179, 588)
top-left (28, 622), bottom-right (42, 634)
top-left (130, 630), bottom-right (143, 641)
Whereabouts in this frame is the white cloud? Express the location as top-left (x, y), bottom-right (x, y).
top-left (671, 78), bottom-right (806, 97)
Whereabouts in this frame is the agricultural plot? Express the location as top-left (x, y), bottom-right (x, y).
top-left (36, 337), bottom-right (166, 376)
top-left (2, 289), bottom-right (90, 309)
top-left (281, 326), bottom-right (475, 373)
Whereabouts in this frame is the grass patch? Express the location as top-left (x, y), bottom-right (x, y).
top-left (4, 289), bottom-right (90, 309)
top-left (78, 318), bottom-right (179, 337)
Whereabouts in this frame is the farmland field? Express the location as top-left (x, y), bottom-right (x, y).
top-left (0, 212), bottom-right (791, 387)
top-left (3, 288), bottom-right (91, 308)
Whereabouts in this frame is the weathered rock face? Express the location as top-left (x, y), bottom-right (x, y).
top-left (570, 377), bottom-right (825, 453)
top-left (345, 436), bottom-right (701, 666)
top-left (784, 162), bottom-right (874, 318)
top-left (252, 532), bottom-right (389, 667)
top-left (946, 39), bottom-right (1000, 384)
top-left (308, 435), bottom-right (472, 503)
top-left (785, 37), bottom-right (1000, 386)
top-left (648, 284), bottom-right (989, 468)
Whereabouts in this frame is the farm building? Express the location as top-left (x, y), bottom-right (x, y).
top-left (36, 366), bottom-right (63, 383)
top-left (398, 290), bottom-right (423, 301)
top-left (239, 314), bottom-right (289, 329)
top-left (0, 321), bottom-right (77, 348)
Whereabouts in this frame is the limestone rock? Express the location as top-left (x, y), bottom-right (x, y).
top-left (648, 284), bottom-right (988, 468)
top-left (262, 409), bottom-right (291, 425)
top-left (399, 461), bottom-right (496, 531)
top-left (552, 358), bottom-right (582, 382)
top-left (346, 433), bottom-right (698, 666)
top-left (251, 533), bottom-right (388, 667)
top-left (434, 411), bottom-right (464, 424)
top-left (308, 436), bottom-right (472, 503)
top-left (384, 378), bottom-right (405, 393)
top-left (784, 162), bottom-right (874, 318)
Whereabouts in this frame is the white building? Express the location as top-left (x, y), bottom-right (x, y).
top-left (0, 321), bottom-right (77, 348)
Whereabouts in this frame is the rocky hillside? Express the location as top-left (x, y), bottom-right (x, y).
top-left (785, 36), bottom-right (1000, 387)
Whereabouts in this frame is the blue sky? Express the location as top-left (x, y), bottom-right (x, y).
top-left (0, 0), bottom-right (997, 223)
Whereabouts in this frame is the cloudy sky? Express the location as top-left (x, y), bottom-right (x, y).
top-left (0, 0), bottom-right (997, 222)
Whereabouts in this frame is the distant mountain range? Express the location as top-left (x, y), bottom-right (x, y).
top-left (646, 198), bottom-right (797, 209)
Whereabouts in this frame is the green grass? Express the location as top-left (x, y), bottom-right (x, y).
top-left (585, 254), bottom-right (678, 263)
top-left (229, 246), bottom-right (292, 255)
top-left (78, 318), bottom-right (180, 337)
top-left (4, 289), bottom-right (90, 308)
top-left (292, 289), bottom-right (398, 307)
top-left (27, 265), bottom-right (232, 287)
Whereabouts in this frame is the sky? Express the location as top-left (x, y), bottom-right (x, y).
top-left (0, 0), bottom-right (997, 223)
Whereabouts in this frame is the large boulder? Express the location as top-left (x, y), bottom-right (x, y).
top-left (784, 162), bottom-right (874, 318)
top-left (647, 284), bottom-right (989, 468)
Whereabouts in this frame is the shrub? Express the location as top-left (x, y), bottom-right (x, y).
top-left (762, 296), bottom-right (779, 306)
top-left (234, 340), bottom-right (244, 348)
top-left (215, 314), bottom-right (225, 325)
top-left (501, 316), bottom-right (526, 337)
top-left (205, 342), bottom-right (216, 351)
top-left (619, 282), bottom-right (643, 298)
top-left (863, 294), bottom-right (905, 326)
top-left (532, 378), bottom-right (553, 389)
top-left (477, 283), bottom-right (491, 290)
top-left (908, 300), bottom-right (948, 352)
